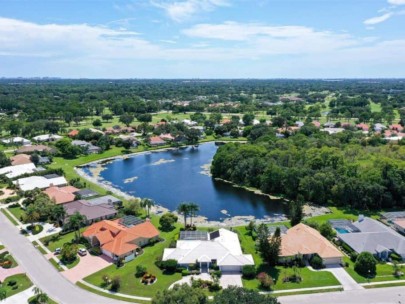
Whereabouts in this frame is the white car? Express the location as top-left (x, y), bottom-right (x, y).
top-left (78, 248), bottom-right (87, 256)
top-left (54, 248), bottom-right (61, 254)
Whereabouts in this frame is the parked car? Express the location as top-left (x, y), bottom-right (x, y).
top-left (78, 248), bottom-right (87, 256)
top-left (55, 248), bottom-right (61, 254)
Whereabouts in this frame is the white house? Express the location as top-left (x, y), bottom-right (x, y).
top-left (1, 137), bottom-right (31, 146)
top-left (14, 175), bottom-right (68, 191)
top-left (32, 134), bottom-right (63, 142)
top-left (163, 228), bottom-right (254, 272)
top-left (0, 163), bottom-right (37, 179)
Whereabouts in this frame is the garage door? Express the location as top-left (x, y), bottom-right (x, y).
top-left (221, 265), bottom-right (242, 272)
top-left (323, 257), bottom-right (342, 265)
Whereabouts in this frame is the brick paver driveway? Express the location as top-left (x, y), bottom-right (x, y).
top-left (62, 254), bottom-right (113, 283)
top-left (0, 265), bottom-right (24, 281)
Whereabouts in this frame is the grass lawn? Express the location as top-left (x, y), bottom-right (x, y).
top-left (83, 216), bottom-right (182, 298)
top-left (363, 282), bottom-right (405, 289)
top-left (1, 209), bottom-right (18, 225)
top-left (28, 295), bottom-right (58, 304)
top-left (234, 226), bottom-right (340, 291)
top-left (7, 206), bottom-right (25, 222)
top-left (0, 245), bottom-right (4, 250)
top-left (40, 228), bottom-right (86, 252)
top-left (49, 258), bottom-right (63, 272)
top-left (1, 274), bottom-right (33, 298)
top-left (32, 241), bottom-right (47, 255)
top-left (343, 257), bottom-right (404, 283)
top-left (305, 207), bottom-right (381, 226)
top-left (276, 287), bottom-right (343, 297)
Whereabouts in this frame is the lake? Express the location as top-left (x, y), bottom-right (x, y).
top-left (83, 142), bottom-right (287, 221)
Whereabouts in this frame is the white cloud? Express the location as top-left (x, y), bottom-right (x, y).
top-left (150, 0), bottom-right (229, 22)
top-left (363, 12), bottom-right (393, 25)
top-left (388, 0), bottom-right (405, 5)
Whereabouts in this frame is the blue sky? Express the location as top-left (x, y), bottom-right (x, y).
top-left (1, 0), bottom-right (405, 78)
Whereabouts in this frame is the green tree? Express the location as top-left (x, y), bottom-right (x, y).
top-left (267, 227), bottom-right (281, 266)
top-left (257, 223), bottom-right (271, 260)
top-left (68, 212), bottom-right (87, 240)
top-left (152, 283), bottom-right (207, 304)
top-left (212, 286), bottom-right (279, 304)
top-left (177, 203), bottom-right (190, 228)
top-left (319, 222), bottom-right (336, 240)
top-left (61, 243), bottom-right (78, 263)
top-left (92, 119), bottom-right (102, 127)
top-left (188, 202), bottom-right (200, 226)
top-left (289, 199), bottom-right (303, 227)
top-left (25, 205), bottom-right (40, 227)
top-left (123, 199), bottom-right (142, 216)
top-left (159, 212), bottom-right (178, 231)
top-left (354, 252), bottom-right (377, 276)
top-left (101, 114), bottom-right (113, 122)
top-left (0, 151), bottom-right (11, 168)
top-left (242, 113), bottom-right (255, 126)
top-left (33, 287), bottom-right (49, 304)
top-left (137, 113), bottom-right (152, 123)
top-left (119, 114), bottom-right (134, 127)
top-left (0, 288), bottom-right (6, 301)
top-left (140, 198), bottom-right (155, 218)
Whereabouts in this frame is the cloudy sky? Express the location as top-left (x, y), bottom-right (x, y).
top-left (1, 0), bottom-right (405, 78)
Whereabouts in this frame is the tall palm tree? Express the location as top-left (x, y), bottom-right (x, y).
top-left (68, 212), bottom-right (87, 240)
top-left (140, 198), bottom-right (155, 218)
top-left (188, 202), bottom-right (200, 226)
top-left (25, 205), bottom-right (40, 228)
top-left (51, 205), bottom-right (66, 227)
top-left (33, 287), bottom-right (48, 304)
top-left (177, 203), bottom-right (190, 228)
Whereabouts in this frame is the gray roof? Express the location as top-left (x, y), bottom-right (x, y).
top-left (64, 200), bottom-right (117, 221)
top-left (87, 195), bottom-right (122, 206)
top-left (73, 189), bottom-right (99, 198)
top-left (381, 211), bottom-right (405, 221)
top-left (338, 218), bottom-right (405, 256)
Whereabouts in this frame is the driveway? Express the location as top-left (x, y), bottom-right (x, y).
top-left (169, 273), bottom-right (212, 289)
top-left (0, 265), bottom-right (24, 281)
top-left (323, 265), bottom-right (363, 291)
top-left (62, 254), bottom-right (113, 283)
top-left (219, 273), bottom-right (243, 288)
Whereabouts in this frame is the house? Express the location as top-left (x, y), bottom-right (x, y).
top-left (0, 163), bottom-right (37, 179)
top-left (43, 186), bottom-right (79, 204)
top-left (16, 145), bottom-right (56, 155)
top-left (321, 127), bottom-right (345, 135)
top-left (311, 121), bottom-right (321, 128)
top-left (159, 133), bottom-right (175, 141)
top-left (381, 211), bottom-right (405, 223)
top-left (83, 216), bottom-right (160, 260)
top-left (64, 200), bottom-right (117, 225)
top-left (337, 217), bottom-right (405, 260)
top-left (10, 154), bottom-right (32, 166)
top-left (163, 229), bottom-right (254, 272)
top-left (323, 122), bottom-right (336, 128)
top-left (73, 189), bottom-right (99, 199)
top-left (295, 121), bottom-right (304, 128)
top-left (149, 136), bottom-right (166, 146)
top-left (1, 137), bottom-right (31, 146)
top-left (393, 219), bottom-right (405, 235)
top-left (390, 124), bottom-right (404, 132)
top-left (87, 195), bottom-right (122, 207)
top-left (32, 134), bottom-right (63, 142)
top-left (279, 223), bottom-right (343, 266)
top-left (38, 156), bottom-right (51, 165)
top-left (72, 140), bottom-right (101, 154)
top-left (374, 123), bottom-right (386, 132)
top-left (14, 175), bottom-right (68, 191)
top-left (356, 123), bottom-right (369, 132)
top-left (68, 130), bottom-right (79, 137)
top-left (182, 119), bottom-right (197, 126)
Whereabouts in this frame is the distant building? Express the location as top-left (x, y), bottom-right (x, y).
top-left (1, 137), bottom-right (31, 146)
top-left (43, 186), bottom-right (79, 205)
top-left (32, 134), bottom-right (63, 142)
top-left (149, 136), bottom-right (166, 146)
top-left (16, 145), bottom-right (56, 155)
top-left (10, 154), bottom-right (32, 166)
top-left (0, 163), bottom-right (37, 179)
top-left (14, 175), bottom-right (68, 191)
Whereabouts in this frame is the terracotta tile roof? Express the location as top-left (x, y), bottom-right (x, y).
top-left (16, 145), bottom-right (55, 154)
top-left (149, 136), bottom-right (166, 145)
top-left (83, 219), bottom-right (159, 257)
top-left (68, 130), bottom-right (79, 137)
top-left (390, 124), bottom-right (404, 132)
top-left (280, 223), bottom-right (343, 259)
top-left (394, 219), bottom-right (405, 229)
top-left (10, 154), bottom-right (32, 166)
top-left (43, 186), bottom-right (79, 204)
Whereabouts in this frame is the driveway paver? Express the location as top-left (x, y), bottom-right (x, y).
top-left (219, 274), bottom-right (243, 288)
top-left (62, 254), bottom-right (113, 283)
top-left (323, 264), bottom-right (363, 291)
top-left (0, 265), bottom-right (24, 281)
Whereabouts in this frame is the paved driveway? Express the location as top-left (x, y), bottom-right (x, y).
top-left (219, 274), bottom-right (243, 288)
top-left (323, 265), bottom-right (363, 291)
top-left (0, 265), bottom-right (24, 281)
top-left (62, 254), bottom-right (113, 283)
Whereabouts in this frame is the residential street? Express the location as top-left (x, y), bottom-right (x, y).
top-left (0, 212), bottom-right (128, 304)
top-left (279, 286), bottom-right (405, 304)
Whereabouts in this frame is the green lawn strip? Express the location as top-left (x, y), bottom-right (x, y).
top-left (76, 281), bottom-right (151, 303)
top-left (305, 207), bottom-right (381, 226)
top-left (27, 295), bottom-right (58, 304)
top-left (234, 226), bottom-right (340, 291)
top-left (275, 287), bottom-right (343, 297)
top-left (363, 282), bottom-right (405, 289)
top-left (1, 209), bottom-right (18, 225)
top-left (32, 241), bottom-right (47, 255)
top-left (48, 258), bottom-right (63, 272)
top-left (1, 274), bottom-right (33, 298)
top-left (0, 245), bottom-right (4, 250)
top-left (7, 206), bottom-right (26, 222)
top-left (84, 217), bottom-right (182, 298)
top-left (343, 257), bottom-right (404, 283)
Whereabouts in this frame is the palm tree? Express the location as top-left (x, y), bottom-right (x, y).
top-left (177, 203), bottom-right (190, 228)
top-left (68, 212), bottom-right (87, 240)
top-left (33, 287), bottom-right (48, 304)
top-left (140, 198), bottom-right (155, 218)
top-left (50, 205), bottom-right (66, 227)
top-left (188, 203), bottom-right (200, 226)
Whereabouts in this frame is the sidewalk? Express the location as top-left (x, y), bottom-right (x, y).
top-left (1, 287), bottom-right (34, 304)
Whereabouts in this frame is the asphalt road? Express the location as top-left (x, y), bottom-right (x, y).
top-left (279, 286), bottom-right (405, 304)
top-left (0, 212), bottom-right (131, 304)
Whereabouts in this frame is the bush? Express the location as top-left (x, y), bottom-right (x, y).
top-left (161, 259), bottom-right (178, 272)
top-left (242, 265), bottom-right (256, 279)
top-left (208, 282), bottom-right (222, 292)
top-left (136, 265), bottom-right (147, 278)
top-left (350, 252), bottom-right (358, 262)
top-left (309, 254), bottom-right (324, 270)
top-left (159, 213), bottom-right (178, 231)
top-left (390, 253), bottom-right (403, 262)
top-left (182, 269), bottom-right (190, 276)
top-left (212, 270), bottom-right (222, 278)
top-left (7, 280), bottom-right (17, 286)
top-left (89, 247), bottom-right (102, 256)
top-left (354, 252), bottom-right (377, 276)
top-left (110, 276), bottom-right (121, 292)
top-left (257, 272), bottom-right (274, 290)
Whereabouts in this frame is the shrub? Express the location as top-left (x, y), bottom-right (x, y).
top-left (7, 280), bottom-right (17, 286)
top-left (208, 282), bottom-right (222, 292)
top-left (350, 252), bottom-right (358, 262)
top-left (136, 265), bottom-right (147, 278)
top-left (242, 265), bottom-right (256, 279)
top-left (181, 269), bottom-right (190, 276)
top-left (257, 272), bottom-right (273, 290)
top-left (390, 253), bottom-right (403, 262)
top-left (110, 276), bottom-right (121, 291)
top-left (89, 247), bottom-right (102, 256)
top-left (354, 252), bottom-right (377, 276)
top-left (309, 254), bottom-right (324, 270)
top-left (159, 213), bottom-right (178, 231)
top-left (162, 259), bottom-right (178, 272)
top-left (212, 270), bottom-right (222, 278)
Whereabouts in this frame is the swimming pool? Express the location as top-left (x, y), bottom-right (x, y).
top-left (335, 227), bottom-right (350, 234)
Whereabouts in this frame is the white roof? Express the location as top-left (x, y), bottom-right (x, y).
top-left (33, 134), bottom-right (62, 141)
top-left (14, 176), bottom-right (68, 191)
top-left (163, 228), bottom-right (254, 267)
top-left (0, 163), bottom-right (37, 178)
top-left (1, 137), bottom-right (31, 145)
top-left (321, 127), bottom-right (345, 134)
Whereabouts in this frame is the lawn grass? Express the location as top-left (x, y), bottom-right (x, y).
top-left (32, 241), bottom-right (47, 255)
top-left (76, 281), bottom-right (151, 304)
top-left (1, 209), bottom-right (18, 225)
top-left (343, 257), bottom-right (404, 283)
top-left (40, 229), bottom-right (86, 252)
top-left (363, 282), bottom-right (405, 289)
top-left (1, 274), bottom-right (33, 298)
top-left (234, 226), bottom-right (340, 291)
top-left (83, 216), bottom-right (182, 298)
top-left (275, 287), bottom-right (343, 297)
top-left (48, 258), bottom-right (64, 272)
top-left (304, 207), bottom-right (381, 226)
top-left (0, 245), bottom-right (4, 250)
top-left (28, 295), bottom-right (58, 304)
top-left (7, 206), bottom-right (26, 222)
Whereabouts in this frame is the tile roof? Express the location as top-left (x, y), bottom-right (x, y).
top-left (16, 145), bottom-right (55, 154)
top-left (64, 200), bottom-right (117, 221)
top-left (280, 223), bottom-right (343, 259)
top-left (10, 154), bottom-right (33, 166)
top-left (43, 186), bottom-right (79, 204)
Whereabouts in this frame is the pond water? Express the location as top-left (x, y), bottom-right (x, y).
top-left (83, 142), bottom-right (287, 221)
